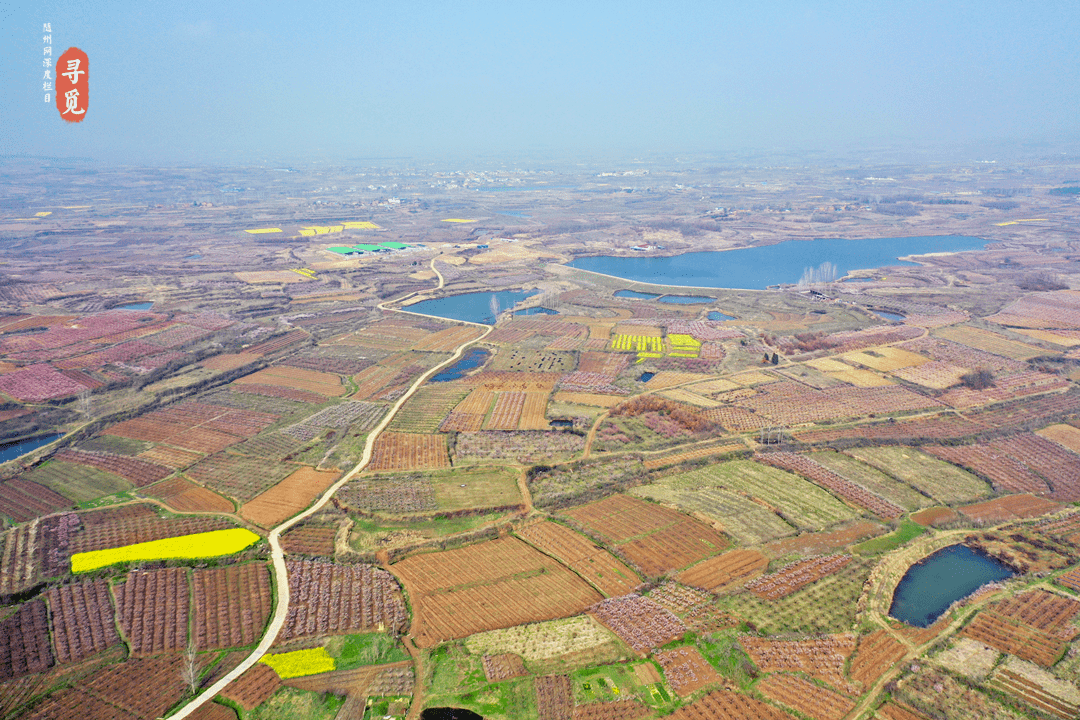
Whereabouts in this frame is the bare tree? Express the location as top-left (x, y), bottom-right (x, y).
top-left (181, 643), bottom-right (199, 695)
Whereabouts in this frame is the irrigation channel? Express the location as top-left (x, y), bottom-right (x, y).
top-left (172, 261), bottom-right (490, 718)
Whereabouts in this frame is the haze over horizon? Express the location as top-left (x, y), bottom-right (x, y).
top-left (2, 1), bottom-right (1079, 165)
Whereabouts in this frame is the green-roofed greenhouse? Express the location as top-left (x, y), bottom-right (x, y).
top-left (327, 246), bottom-right (359, 255)
top-left (351, 244), bottom-right (383, 252)
top-left (379, 241), bottom-right (409, 250)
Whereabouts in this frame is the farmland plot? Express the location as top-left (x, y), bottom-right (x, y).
top-left (115, 567), bottom-right (190, 656)
top-left (136, 445), bottom-right (204, 470)
top-left (589, 594), bottom-right (685, 654)
top-left (46, 579), bottom-right (120, 664)
top-left (455, 430), bottom-right (585, 464)
top-left (961, 611), bottom-right (1069, 666)
top-left (848, 629), bottom-right (908, 688)
top-left (485, 391), bottom-right (527, 430)
top-left (562, 494), bottom-right (729, 575)
top-left (146, 476), bottom-right (234, 514)
top-left (284, 400), bottom-right (386, 440)
top-left (464, 615), bottom-right (625, 666)
top-left (989, 655), bottom-right (1080, 719)
top-left (69, 508), bottom-right (234, 554)
top-left (535, 674), bottom-right (573, 720)
top-left (0, 600), bottom-right (53, 680)
top-left (339, 473), bottom-right (437, 513)
top-left (20, 461), bottom-right (131, 503)
top-left (715, 558), bottom-right (872, 635)
top-left (845, 446), bottom-right (990, 504)
top-left (54, 449), bottom-right (171, 487)
top-left (755, 452), bottom-right (904, 519)
top-left (517, 520), bottom-right (641, 596)
top-left (279, 524), bottom-right (337, 556)
top-left (388, 385), bottom-right (469, 434)
top-left (0, 478), bottom-right (71, 522)
top-left (747, 554), bottom-right (852, 600)
top-left (936, 325), bottom-right (1045, 361)
top-left (897, 667), bottom-right (1026, 720)
top-left (809, 450), bottom-right (932, 511)
top-left (667, 461), bottom-right (857, 531)
top-left (241, 467), bottom-right (339, 528)
top-left (654, 646), bottom-right (721, 696)
top-left (934, 637), bottom-right (1001, 681)
top-left (757, 673), bottom-right (854, 720)
top-left (187, 452), bottom-right (298, 502)
top-left (631, 484), bottom-right (795, 545)
top-left (411, 325), bottom-right (484, 353)
top-left (394, 537), bottom-right (602, 647)
top-left (220, 663), bottom-right (282, 711)
top-left (192, 563), bottom-right (273, 650)
top-left (368, 432), bottom-right (450, 471)
top-left (279, 560), bottom-right (407, 641)
top-left (924, 445), bottom-right (1050, 496)
top-left (665, 689), bottom-right (795, 720)
top-left (440, 388), bottom-right (495, 432)
top-left (764, 521), bottom-right (885, 558)
top-left (741, 634), bottom-right (857, 694)
top-left (678, 549), bottom-right (768, 593)
top-left (234, 366), bottom-right (348, 397)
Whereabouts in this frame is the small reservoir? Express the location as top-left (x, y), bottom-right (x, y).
top-left (889, 544), bottom-right (1015, 627)
top-left (872, 310), bottom-right (906, 322)
top-left (406, 289), bottom-right (540, 325)
top-left (707, 311), bottom-right (735, 321)
top-left (430, 348), bottom-right (490, 382)
top-left (658, 294), bottom-right (714, 305)
top-left (0, 433), bottom-right (63, 463)
top-left (116, 301), bottom-right (154, 311)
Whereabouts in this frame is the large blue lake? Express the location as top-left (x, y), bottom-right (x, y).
top-left (568, 235), bottom-right (987, 289)
top-left (889, 544), bottom-right (1015, 627)
top-left (406, 289), bottom-right (540, 324)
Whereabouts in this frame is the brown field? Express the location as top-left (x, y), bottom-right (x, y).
top-left (552, 391), bottom-right (624, 408)
top-left (1036, 423), bottom-right (1080, 453)
top-left (988, 656), bottom-right (1080, 719)
top-left (876, 702), bottom-right (931, 720)
top-left (572, 701), bottom-right (651, 720)
top-left (234, 366), bottom-right (348, 396)
top-left (199, 353), bottom-right (261, 371)
top-left (988, 590), bottom-right (1080, 637)
top-left (958, 494), bottom-right (1063, 524)
top-left (763, 521), bottom-right (885, 557)
top-left (54, 449), bottom-right (172, 487)
top-left (677, 549), bottom-right (768, 592)
top-left (240, 467), bottom-right (339, 528)
top-left (280, 524), bottom-right (337, 555)
top-left (936, 325), bottom-right (1045, 360)
top-left (32, 655), bottom-right (189, 720)
top-left (350, 365), bottom-right (399, 400)
top-left (393, 537), bottom-right (603, 648)
top-left (890, 360), bottom-right (967, 389)
top-left (563, 494), bottom-right (729, 576)
top-left (578, 352), bottom-right (630, 376)
top-left (645, 372), bottom-right (714, 391)
top-left (746, 554), bottom-right (852, 600)
top-left (849, 629), bottom-right (908, 688)
top-left (655, 646), bottom-right (721, 696)
top-left (137, 445), bottom-right (205, 470)
top-left (925, 444), bottom-right (1050, 496)
top-left (186, 452), bottom-right (298, 503)
top-left (233, 382), bottom-right (326, 404)
top-left (741, 634), bottom-right (857, 694)
top-left (0, 478), bottom-right (71, 523)
top-left (589, 594), bottom-right (685, 654)
top-left (0, 600), bottom-right (53, 680)
top-left (192, 563), bottom-right (273, 650)
top-left (485, 391), bottom-right (526, 430)
top-left (70, 508), bottom-right (233, 554)
top-left (519, 392), bottom-right (552, 430)
top-left (517, 520), bottom-right (641, 596)
top-left (482, 653), bottom-right (527, 682)
top-left (115, 567), bottom-right (190, 656)
top-left (757, 452), bottom-right (905, 519)
top-left (960, 612), bottom-right (1068, 667)
top-left (535, 674), bottom-right (573, 720)
top-left (220, 662), bottom-right (281, 711)
top-left (841, 346), bottom-right (930, 372)
top-left (46, 580), bottom-right (120, 664)
top-left (284, 661), bottom-right (413, 697)
top-left (1058, 568), bottom-right (1080, 593)
top-left (410, 325), bottom-right (483, 352)
top-left (643, 442), bottom-right (746, 470)
top-left (279, 560), bottom-right (407, 641)
top-left (464, 371), bottom-right (562, 392)
top-left (666, 690), bottom-right (795, 720)
top-left (367, 432), bottom-right (450, 471)
top-left (910, 507), bottom-right (958, 527)
top-left (146, 476), bottom-right (234, 513)
top-left (757, 673), bottom-right (855, 720)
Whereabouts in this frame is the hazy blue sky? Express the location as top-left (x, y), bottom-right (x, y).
top-left (2, 1), bottom-right (1078, 164)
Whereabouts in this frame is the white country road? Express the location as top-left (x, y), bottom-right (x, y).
top-left (170, 309), bottom-right (491, 718)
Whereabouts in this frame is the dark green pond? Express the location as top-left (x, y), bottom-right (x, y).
top-left (889, 544), bottom-right (1015, 627)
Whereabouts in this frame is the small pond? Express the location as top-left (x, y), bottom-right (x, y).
top-left (638, 372), bottom-right (655, 382)
top-left (872, 310), bottom-right (906, 321)
top-left (707, 310), bottom-right (736, 321)
top-left (430, 348), bottom-right (490, 382)
top-left (406, 289), bottom-right (540, 325)
top-left (889, 544), bottom-right (1016, 628)
top-left (658, 294), bottom-right (714, 305)
top-left (421, 709), bottom-right (484, 720)
top-left (614, 289), bottom-right (660, 300)
top-left (514, 306), bottom-right (558, 316)
top-left (0, 433), bottom-right (63, 463)
top-left (116, 301), bottom-right (154, 311)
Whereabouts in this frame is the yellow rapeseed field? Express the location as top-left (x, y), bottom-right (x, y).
top-left (261, 647), bottom-right (336, 678)
top-left (70, 528), bottom-right (261, 573)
